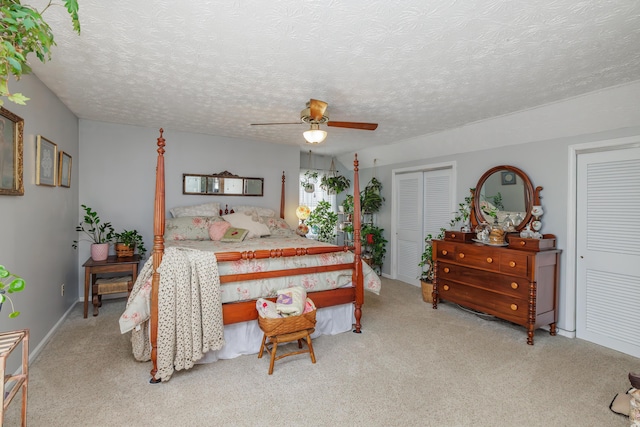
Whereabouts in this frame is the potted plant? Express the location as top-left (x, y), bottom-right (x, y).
top-left (320, 174), bottom-right (351, 195)
top-left (418, 228), bottom-right (446, 303)
top-left (360, 177), bottom-right (384, 214)
top-left (306, 200), bottom-right (338, 243)
top-left (449, 189), bottom-right (474, 232)
top-left (1, 0), bottom-right (80, 106)
top-left (301, 171), bottom-right (318, 193)
top-left (0, 265), bottom-right (25, 318)
top-left (72, 204), bottom-right (114, 261)
top-left (114, 229), bottom-right (147, 259)
top-left (361, 224), bottom-right (387, 275)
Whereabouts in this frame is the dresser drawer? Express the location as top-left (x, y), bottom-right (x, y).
top-left (437, 263), bottom-right (529, 298)
top-left (499, 252), bottom-right (529, 276)
top-left (438, 280), bottom-right (528, 325)
top-left (449, 244), bottom-right (501, 273)
top-left (433, 241), bottom-right (458, 262)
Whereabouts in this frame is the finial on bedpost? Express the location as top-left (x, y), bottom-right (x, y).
top-left (157, 128), bottom-right (165, 154)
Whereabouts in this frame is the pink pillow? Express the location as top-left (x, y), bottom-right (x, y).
top-left (209, 221), bottom-right (231, 241)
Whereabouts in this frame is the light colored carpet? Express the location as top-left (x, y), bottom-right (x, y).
top-left (4, 278), bottom-right (636, 426)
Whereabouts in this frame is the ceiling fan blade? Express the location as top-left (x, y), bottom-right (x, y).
top-left (250, 122), bottom-right (301, 126)
top-left (309, 99), bottom-right (328, 121)
top-left (327, 121), bottom-right (378, 131)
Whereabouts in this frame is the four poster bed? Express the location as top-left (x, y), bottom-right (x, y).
top-left (120, 129), bottom-right (381, 382)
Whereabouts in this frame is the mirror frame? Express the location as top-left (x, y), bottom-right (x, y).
top-left (182, 171), bottom-right (264, 196)
top-left (472, 165), bottom-right (536, 231)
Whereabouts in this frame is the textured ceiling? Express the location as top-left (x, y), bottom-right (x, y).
top-left (27, 0), bottom-right (640, 157)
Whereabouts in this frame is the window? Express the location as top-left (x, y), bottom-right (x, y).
top-left (299, 169), bottom-right (337, 212)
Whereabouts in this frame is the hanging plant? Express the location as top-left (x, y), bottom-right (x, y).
top-left (301, 171), bottom-right (318, 193)
top-left (360, 177), bottom-right (385, 214)
top-left (1, 0), bottom-right (81, 105)
top-left (320, 174), bottom-right (351, 195)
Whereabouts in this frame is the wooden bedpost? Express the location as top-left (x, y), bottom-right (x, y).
top-left (280, 171), bottom-right (285, 219)
top-left (150, 129), bottom-right (165, 383)
top-left (352, 154), bottom-right (364, 333)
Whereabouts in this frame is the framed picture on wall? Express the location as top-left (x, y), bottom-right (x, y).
top-left (58, 151), bottom-right (72, 188)
top-left (0, 107), bottom-right (24, 196)
top-left (36, 135), bottom-right (58, 186)
top-left (501, 171), bottom-right (516, 185)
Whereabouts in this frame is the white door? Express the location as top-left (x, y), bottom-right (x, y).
top-left (395, 172), bottom-right (423, 285)
top-left (394, 169), bottom-right (452, 286)
top-left (576, 147), bottom-right (640, 357)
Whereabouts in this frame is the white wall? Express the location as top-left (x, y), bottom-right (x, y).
top-left (0, 74), bottom-right (79, 371)
top-left (76, 121), bottom-right (301, 293)
top-left (350, 80), bottom-right (640, 336)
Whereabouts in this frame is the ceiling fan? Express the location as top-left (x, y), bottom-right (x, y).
top-left (250, 99), bottom-right (378, 144)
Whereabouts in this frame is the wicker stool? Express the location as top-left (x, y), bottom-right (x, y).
top-left (92, 275), bottom-right (133, 317)
top-left (258, 328), bottom-right (316, 375)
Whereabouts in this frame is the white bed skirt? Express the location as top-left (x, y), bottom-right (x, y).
top-left (198, 303), bottom-right (354, 363)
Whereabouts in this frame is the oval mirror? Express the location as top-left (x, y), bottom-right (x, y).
top-left (473, 165), bottom-right (534, 231)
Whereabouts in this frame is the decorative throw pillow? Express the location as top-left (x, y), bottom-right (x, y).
top-left (220, 227), bottom-right (249, 242)
top-left (222, 212), bottom-right (271, 238)
top-left (170, 202), bottom-right (221, 218)
top-left (262, 217), bottom-right (296, 237)
top-left (165, 216), bottom-right (219, 241)
top-left (209, 221), bottom-right (232, 241)
top-left (233, 205), bottom-right (276, 217)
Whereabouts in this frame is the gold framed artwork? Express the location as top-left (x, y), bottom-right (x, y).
top-left (36, 135), bottom-right (57, 186)
top-left (58, 151), bottom-right (72, 188)
top-left (0, 107), bottom-right (25, 196)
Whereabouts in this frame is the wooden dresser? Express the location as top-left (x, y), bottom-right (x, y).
top-left (432, 236), bottom-right (560, 345)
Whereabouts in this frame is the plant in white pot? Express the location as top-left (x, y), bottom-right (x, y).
top-left (72, 204), bottom-right (114, 261)
top-left (301, 171), bottom-right (318, 193)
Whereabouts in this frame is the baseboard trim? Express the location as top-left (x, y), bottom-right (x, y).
top-left (27, 301), bottom-right (78, 365)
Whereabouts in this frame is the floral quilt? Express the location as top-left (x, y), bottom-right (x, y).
top-left (165, 235), bottom-right (382, 303)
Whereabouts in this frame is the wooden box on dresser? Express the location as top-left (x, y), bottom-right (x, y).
top-left (432, 237), bottom-right (561, 345)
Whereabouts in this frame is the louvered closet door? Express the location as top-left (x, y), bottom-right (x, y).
top-left (394, 169), bottom-right (452, 285)
top-left (395, 172), bottom-right (423, 285)
top-left (576, 147), bottom-right (640, 357)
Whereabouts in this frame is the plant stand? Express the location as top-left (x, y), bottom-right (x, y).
top-left (0, 329), bottom-right (28, 426)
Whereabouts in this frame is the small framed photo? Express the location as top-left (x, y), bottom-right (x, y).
top-left (501, 171), bottom-right (516, 185)
top-left (0, 107), bottom-right (24, 196)
top-left (36, 135), bottom-right (57, 186)
top-left (58, 151), bottom-right (72, 188)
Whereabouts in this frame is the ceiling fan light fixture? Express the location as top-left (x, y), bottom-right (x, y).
top-left (303, 123), bottom-right (327, 144)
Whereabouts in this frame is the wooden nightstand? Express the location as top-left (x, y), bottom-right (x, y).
top-left (83, 255), bottom-right (140, 318)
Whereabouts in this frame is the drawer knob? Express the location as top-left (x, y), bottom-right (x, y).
top-left (443, 267), bottom-right (450, 273)
top-left (486, 257), bottom-right (493, 263)
top-left (459, 253), bottom-right (465, 259)
top-left (442, 250), bottom-right (448, 255)
top-left (520, 241), bottom-right (526, 246)
top-left (443, 285), bottom-right (450, 291)
top-left (511, 282), bottom-right (518, 289)
top-left (451, 233), bottom-right (456, 238)
top-left (510, 304), bottom-right (518, 311)
top-left (509, 261), bottom-right (516, 267)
